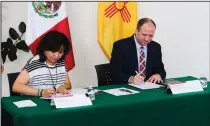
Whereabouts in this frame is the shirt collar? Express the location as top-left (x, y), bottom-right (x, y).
top-left (134, 34), bottom-right (147, 51)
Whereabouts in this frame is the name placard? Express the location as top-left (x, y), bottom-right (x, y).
top-left (168, 80), bottom-right (203, 94)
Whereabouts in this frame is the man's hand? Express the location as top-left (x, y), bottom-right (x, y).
top-left (57, 85), bottom-right (70, 94)
top-left (132, 75), bottom-right (145, 84)
top-left (147, 74), bottom-right (163, 84)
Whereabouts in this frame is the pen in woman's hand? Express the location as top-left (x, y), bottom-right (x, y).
top-left (53, 87), bottom-right (56, 96)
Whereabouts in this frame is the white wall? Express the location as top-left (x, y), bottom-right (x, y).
top-left (1, 2), bottom-right (209, 97)
top-left (138, 2), bottom-right (209, 79)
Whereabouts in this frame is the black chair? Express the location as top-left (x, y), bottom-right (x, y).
top-left (95, 63), bottom-right (113, 86)
top-left (7, 72), bottom-right (20, 96)
top-left (2, 72), bottom-right (20, 126)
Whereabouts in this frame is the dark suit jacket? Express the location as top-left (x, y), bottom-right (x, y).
top-left (110, 35), bottom-right (166, 84)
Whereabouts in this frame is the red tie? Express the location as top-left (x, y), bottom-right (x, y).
top-left (139, 47), bottom-right (146, 77)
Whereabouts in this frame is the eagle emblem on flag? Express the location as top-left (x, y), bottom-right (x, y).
top-left (32, 2), bottom-right (62, 18)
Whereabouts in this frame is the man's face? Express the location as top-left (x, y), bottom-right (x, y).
top-left (135, 22), bottom-right (156, 46)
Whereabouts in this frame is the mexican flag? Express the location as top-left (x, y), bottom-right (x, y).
top-left (26, 2), bottom-right (75, 71)
top-left (98, 2), bottom-right (138, 59)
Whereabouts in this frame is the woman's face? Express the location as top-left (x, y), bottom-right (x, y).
top-left (44, 46), bottom-right (64, 64)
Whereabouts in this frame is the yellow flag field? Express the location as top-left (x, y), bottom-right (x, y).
top-left (98, 2), bottom-right (138, 59)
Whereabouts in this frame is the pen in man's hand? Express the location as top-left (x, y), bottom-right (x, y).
top-left (135, 71), bottom-right (139, 75)
top-left (135, 70), bottom-right (145, 83)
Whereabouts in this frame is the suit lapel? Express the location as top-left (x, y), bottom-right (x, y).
top-left (146, 43), bottom-right (152, 76)
top-left (130, 35), bottom-right (139, 72)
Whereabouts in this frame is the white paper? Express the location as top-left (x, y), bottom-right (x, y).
top-left (103, 87), bottom-right (139, 96)
top-left (40, 88), bottom-right (87, 100)
top-left (53, 94), bottom-right (92, 108)
top-left (40, 93), bottom-right (73, 99)
top-left (40, 88), bottom-right (100, 100)
top-left (169, 80), bottom-right (203, 94)
top-left (129, 82), bottom-right (163, 90)
top-left (13, 100), bottom-right (37, 108)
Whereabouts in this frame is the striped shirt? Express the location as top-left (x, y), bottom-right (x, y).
top-left (24, 55), bottom-right (67, 89)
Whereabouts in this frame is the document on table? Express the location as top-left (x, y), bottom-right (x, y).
top-left (129, 82), bottom-right (163, 90)
top-left (40, 88), bottom-right (89, 100)
top-left (13, 100), bottom-right (37, 108)
top-left (169, 80), bottom-right (203, 94)
top-left (53, 94), bottom-right (92, 108)
top-left (40, 93), bottom-right (73, 99)
top-left (103, 87), bottom-right (139, 96)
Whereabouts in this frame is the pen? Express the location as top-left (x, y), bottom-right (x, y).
top-left (135, 70), bottom-right (145, 83)
top-left (53, 86), bottom-right (56, 96)
top-left (119, 89), bottom-right (133, 93)
top-left (135, 71), bottom-right (139, 75)
top-left (85, 93), bottom-right (89, 97)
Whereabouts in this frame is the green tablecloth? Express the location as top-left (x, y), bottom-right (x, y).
top-left (2, 76), bottom-right (210, 126)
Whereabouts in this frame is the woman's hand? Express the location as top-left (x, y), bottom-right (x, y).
top-left (41, 88), bottom-right (56, 97)
top-left (57, 85), bottom-right (70, 94)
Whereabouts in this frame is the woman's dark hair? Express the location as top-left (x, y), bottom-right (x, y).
top-left (36, 30), bottom-right (70, 62)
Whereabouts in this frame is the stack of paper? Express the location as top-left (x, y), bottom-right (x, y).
top-left (13, 100), bottom-right (37, 108)
top-left (103, 87), bottom-right (139, 96)
top-left (129, 82), bottom-right (163, 90)
top-left (40, 88), bottom-right (88, 100)
top-left (53, 94), bottom-right (92, 108)
top-left (40, 93), bottom-right (73, 100)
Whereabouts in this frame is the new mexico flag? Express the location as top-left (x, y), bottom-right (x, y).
top-left (98, 2), bottom-right (138, 59)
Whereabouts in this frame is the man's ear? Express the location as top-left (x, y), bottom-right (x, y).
top-left (135, 30), bottom-right (138, 35)
top-left (135, 28), bottom-right (141, 34)
top-left (135, 29), bottom-right (138, 33)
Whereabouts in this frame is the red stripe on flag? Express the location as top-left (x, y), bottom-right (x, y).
top-left (29, 17), bottom-right (75, 71)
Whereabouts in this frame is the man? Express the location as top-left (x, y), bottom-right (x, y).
top-left (110, 18), bottom-right (166, 84)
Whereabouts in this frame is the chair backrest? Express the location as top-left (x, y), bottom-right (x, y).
top-left (95, 63), bottom-right (113, 86)
top-left (7, 72), bottom-right (21, 96)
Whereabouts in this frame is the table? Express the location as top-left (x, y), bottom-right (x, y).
top-left (2, 76), bottom-right (210, 126)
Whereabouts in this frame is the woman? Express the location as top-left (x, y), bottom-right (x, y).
top-left (12, 31), bottom-right (72, 97)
